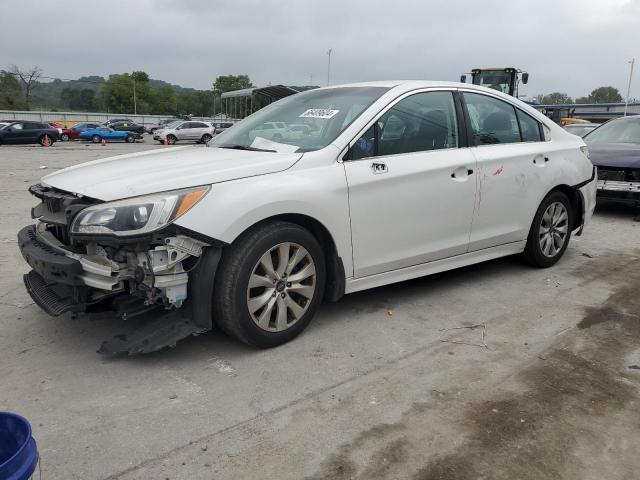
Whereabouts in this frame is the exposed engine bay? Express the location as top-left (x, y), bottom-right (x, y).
top-left (18, 184), bottom-right (219, 355)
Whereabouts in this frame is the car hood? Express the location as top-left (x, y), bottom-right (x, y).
top-left (42, 146), bottom-right (303, 201)
top-left (587, 142), bottom-right (640, 169)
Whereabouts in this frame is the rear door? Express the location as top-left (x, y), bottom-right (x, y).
top-left (344, 90), bottom-right (478, 278)
top-left (461, 91), bottom-right (557, 250)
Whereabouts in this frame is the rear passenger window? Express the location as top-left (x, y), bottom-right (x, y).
top-left (464, 93), bottom-right (521, 145)
top-left (517, 109), bottom-right (542, 142)
top-left (348, 91), bottom-right (459, 160)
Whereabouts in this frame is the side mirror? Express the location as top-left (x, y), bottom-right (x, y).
top-left (460, 75), bottom-right (467, 83)
top-left (522, 73), bottom-right (529, 84)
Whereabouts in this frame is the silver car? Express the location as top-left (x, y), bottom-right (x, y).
top-left (153, 120), bottom-right (215, 144)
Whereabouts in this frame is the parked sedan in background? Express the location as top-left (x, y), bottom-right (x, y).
top-left (0, 121), bottom-right (59, 146)
top-left (148, 118), bottom-right (180, 134)
top-left (104, 118), bottom-right (133, 127)
top-left (585, 116), bottom-right (640, 205)
top-left (60, 123), bottom-right (101, 141)
top-left (79, 126), bottom-right (142, 143)
top-left (564, 123), bottom-right (598, 137)
top-left (212, 122), bottom-right (235, 135)
top-left (109, 121), bottom-right (146, 135)
top-left (153, 120), bottom-right (215, 144)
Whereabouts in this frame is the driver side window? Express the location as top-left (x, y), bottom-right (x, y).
top-left (348, 91), bottom-right (459, 160)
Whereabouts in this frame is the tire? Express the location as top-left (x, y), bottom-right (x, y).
top-left (166, 134), bottom-right (177, 145)
top-left (213, 221), bottom-right (326, 348)
top-left (61, 133), bottom-right (70, 142)
top-left (125, 134), bottom-right (134, 143)
top-left (92, 135), bottom-right (101, 144)
top-left (200, 134), bottom-right (212, 144)
top-left (523, 191), bottom-right (573, 268)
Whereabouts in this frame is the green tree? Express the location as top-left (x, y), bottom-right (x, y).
top-left (537, 92), bottom-right (573, 104)
top-left (586, 86), bottom-right (623, 103)
top-left (213, 74), bottom-right (253, 93)
top-left (97, 71), bottom-right (153, 113)
top-left (0, 70), bottom-right (26, 109)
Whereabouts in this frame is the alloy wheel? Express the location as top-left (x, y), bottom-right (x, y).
top-left (246, 242), bottom-right (316, 332)
top-left (539, 201), bottom-right (569, 258)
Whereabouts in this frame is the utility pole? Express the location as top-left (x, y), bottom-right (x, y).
top-left (624, 58), bottom-right (635, 116)
top-left (327, 48), bottom-right (332, 86)
top-left (133, 78), bottom-right (137, 115)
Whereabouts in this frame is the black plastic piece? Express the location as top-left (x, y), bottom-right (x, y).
top-left (18, 225), bottom-right (84, 286)
top-left (188, 246), bottom-right (222, 329)
top-left (97, 305), bottom-right (206, 356)
top-left (23, 270), bottom-right (86, 316)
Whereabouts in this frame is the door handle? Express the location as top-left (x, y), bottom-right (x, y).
top-left (451, 167), bottom-right (474, 180)
top-left (371, 161), bottom-right (388, 174)
top-left (533, 156), bottom-right (549, 165)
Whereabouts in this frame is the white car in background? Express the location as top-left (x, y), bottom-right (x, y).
top-left (18, 81), bottom-right (596, 354)
top-left (153, 120), bottom-right (215, 144)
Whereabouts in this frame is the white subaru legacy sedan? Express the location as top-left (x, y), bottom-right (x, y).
top-left (18, 81), bottom-right (596, 354)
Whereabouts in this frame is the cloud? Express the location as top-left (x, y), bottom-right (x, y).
top-left (1, 0), bottom-right (638, 99)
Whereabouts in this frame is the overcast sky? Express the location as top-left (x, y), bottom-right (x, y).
top-left (1, 0), bottom-right (638, 100)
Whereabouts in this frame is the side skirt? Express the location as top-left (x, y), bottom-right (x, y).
top-left (344, 241), bottom-right (526, 294)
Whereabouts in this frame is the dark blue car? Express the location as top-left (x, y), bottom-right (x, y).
top-left (79, 126), bottom-right (142, 143)
top-left (585, 116), bottom-right (640, 205)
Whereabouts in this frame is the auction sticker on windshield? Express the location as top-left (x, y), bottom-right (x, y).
top-left (299, 109), bottom-right (339, 119)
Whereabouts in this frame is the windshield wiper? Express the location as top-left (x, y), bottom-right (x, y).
top-left (217, 144), bottom-right (276, 153)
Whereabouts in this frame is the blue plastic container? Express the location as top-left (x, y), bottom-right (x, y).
top-left (0, 412), bottom-right (38, 480)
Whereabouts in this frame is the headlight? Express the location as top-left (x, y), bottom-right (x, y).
top-left (71, 186), bottom-right (209, 236)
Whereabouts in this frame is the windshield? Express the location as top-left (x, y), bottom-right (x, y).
top-left (473, 72), bottom-right (512, 94)
top-left (565, 125), bottom-right (595, 137)
top-left (585, 118), bottom-right (640, 144)
top-left (164, 120), bottom-right (181, 129)
top-left (209, 86), bottom-right (390, 153)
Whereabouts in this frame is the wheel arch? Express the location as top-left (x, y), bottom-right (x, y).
top-left (227, 213), bottom-right (345, 303)
top-left (544, 184), bottom-right (584, 231)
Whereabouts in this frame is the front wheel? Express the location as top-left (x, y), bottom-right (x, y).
top-left (92, 135), bottom-right (101, 144)
top-left (523, 191), bottom-right (573, 267)
top-left (61, 133), bottom-right (70, 141)
top-left (213, 221), bottom-right (326, 347)
top-left (166, 134), bottom-right (177, 145)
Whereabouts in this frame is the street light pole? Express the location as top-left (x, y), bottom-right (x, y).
top-left (327, 48), bottom-right (332, 86)
top-left (624, 58), bottom-right (635, 117)
top-left (133, 79), bottom-right (137, 115)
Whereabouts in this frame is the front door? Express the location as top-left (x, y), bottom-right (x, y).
top-left (344, 90), bottom-right (477, 278)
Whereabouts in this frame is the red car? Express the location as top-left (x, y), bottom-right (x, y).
top-left (60, 123), bottom-right (101, 141)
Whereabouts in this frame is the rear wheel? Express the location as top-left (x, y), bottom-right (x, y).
top-left (166, 134), bottom-right (177, 145)
top-left (523, 191), bottom-right (573, 267)
top-left (92, 135), bottom-right (101, 144)
top-left (213, 221), bottom-right (326, 347)
top-left (125, 134), bottom-right (134, 143)
top-left (61, 133), bottom-right (70, 142)
top-left (200, 134), bottom-right (212, 143)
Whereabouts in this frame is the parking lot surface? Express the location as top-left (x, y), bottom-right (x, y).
top-left (1, 140), bottom-right (639, 479)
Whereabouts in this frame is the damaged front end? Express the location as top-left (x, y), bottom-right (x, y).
top-left (18, 184), bottom-right (221, 355)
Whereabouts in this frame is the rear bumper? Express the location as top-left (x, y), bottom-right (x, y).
top-left (575, 168), bottom-right (597, 235)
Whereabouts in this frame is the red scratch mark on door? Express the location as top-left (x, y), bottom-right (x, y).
top-left (493, 166), bottom-right (504, 176)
